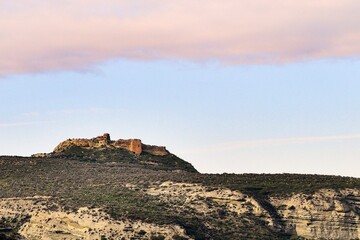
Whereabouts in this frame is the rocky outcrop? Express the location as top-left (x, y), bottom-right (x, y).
top-left (145, 182), bottom-right (272, 222)
top-left (51, 133), bottom-right (169, 156)
top-left (141, 182), bottom-right (360, 239)
top-left (140, 182), bottom-right (360, 239)
top-left (1, 185), bottom-right (360, 239)
top-left (52, 134), bottom-right (112, 153)
top-left (142, 145), bottom-right (169, 156)
top-left (0, 197), bottom-right (190, 240)
top-left (270, 189), bottom-right (360, 239)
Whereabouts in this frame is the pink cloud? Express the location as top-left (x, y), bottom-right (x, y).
top-left (1, 0), bottom-right (360, 76)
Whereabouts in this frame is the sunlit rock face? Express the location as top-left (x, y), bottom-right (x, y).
top-left (0, 197), bottom-right (190, 240)
top-left (52, 133), bottom-right (169, 156)
top-left (270, 189), bottom-right (360, 239)
top-left (3, 187), bottom-right (359, 240)
top-left (142, 182), bottom-right (360, 239)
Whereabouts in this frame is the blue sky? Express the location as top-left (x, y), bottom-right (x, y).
top-left (1, 59), bottom-right (360, 176)
top-left (1, 1), bottom-right (360, 176)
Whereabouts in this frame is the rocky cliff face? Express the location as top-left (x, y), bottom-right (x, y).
top-left (270, 189), bottom-right (360, 239)
top-left (52, 133), bottom-right (169, 156)
top-left (1, 185), bottom-right (359, 240)
top-left (0, 197), bottom-right (190, 240)
top-left (137, 182), bottom-right (360, 239)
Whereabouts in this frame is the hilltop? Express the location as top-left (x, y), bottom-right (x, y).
top-left (52, 133), bottom-right (170, 157)
top-left (32, 133), bottom-right (197, 173)
top-left (0, 134), bottom-right (360, 239)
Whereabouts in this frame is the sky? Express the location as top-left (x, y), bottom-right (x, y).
top-left (1, 1), bottom-right (360, 177)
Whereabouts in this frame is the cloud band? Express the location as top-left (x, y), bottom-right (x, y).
top-left (1, 0), bottom-right (360, 76)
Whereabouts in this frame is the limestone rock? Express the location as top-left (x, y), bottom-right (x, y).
top-left (0, 197), bottom-right (190, 240)
top-left (270, 189), bottom-right (360, 239)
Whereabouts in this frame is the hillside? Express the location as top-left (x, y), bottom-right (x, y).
top-left (1, 134), bottom-right (360, 239)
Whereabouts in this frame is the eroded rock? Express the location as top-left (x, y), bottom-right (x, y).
top-left (0, 197), bottom-right (191, 240)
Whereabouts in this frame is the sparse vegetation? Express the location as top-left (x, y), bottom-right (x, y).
top-left (0, 155), bottom-right (360, 239)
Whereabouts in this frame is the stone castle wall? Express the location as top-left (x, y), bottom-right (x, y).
top-left (53, 133), bottom-right (169, 156)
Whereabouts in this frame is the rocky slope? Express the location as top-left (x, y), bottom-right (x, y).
top-left (1, 134), bottom-right (360, 239)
